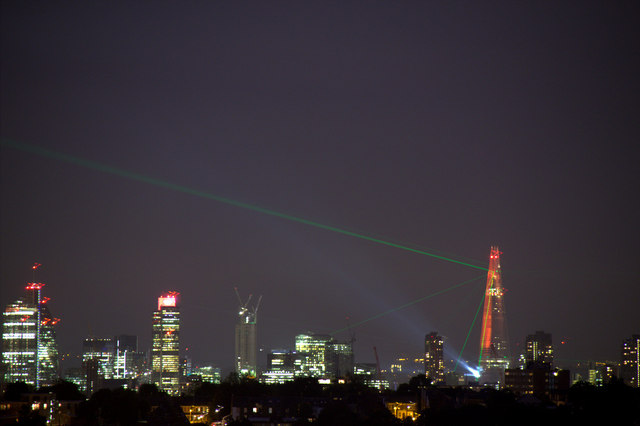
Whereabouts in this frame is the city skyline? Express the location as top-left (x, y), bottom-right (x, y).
top-left (0, 256), bottom-right (634, 380)
top-left (1, 1), bottom-right (638, 373)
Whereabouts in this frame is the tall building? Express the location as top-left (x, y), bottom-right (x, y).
top-left (2, 266), bottom-right (59, 387)
top-left (262, 349), bottom-right (296, 384)
top-left (525, 331), bottom-right (553, 369)
top-left (295, 333), bottom-right (333, 378)
top-left (113, 334), bottom-right (141, 379)
top-left (424, 332), bottom-right (445, 384)
top-left (152, 291), bottom-right (180, 395)
top-left (293, 333), bottom-right (353, 379)
top-left (621, 334), bottom-right (640, 387)
top-left (234, 290), bottom-right (261, 377)
top-left (80, 334), bottom-right (141, 395)
top-left (82, 337), bottom-right (115, 395)
top-left (479, 246), bottom-right (510, 387)
top-left (331, 341), bottom-right (354, 378)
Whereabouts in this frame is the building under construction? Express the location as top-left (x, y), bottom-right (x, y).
top-left (235, 289), bottom-right (261, 378)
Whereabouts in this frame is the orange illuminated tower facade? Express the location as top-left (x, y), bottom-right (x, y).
top-left (152, 291), bottom-right (180, 395)
top-left (479, 246), bottom-right (510, 386)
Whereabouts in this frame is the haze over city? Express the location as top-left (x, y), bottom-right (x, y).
top-left (1, 1), bottom-right (638, 376)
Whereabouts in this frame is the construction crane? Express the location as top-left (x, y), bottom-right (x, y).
top-left (234, 287), bottom-right (261, 323)
top-left (373, 346), bottom-right (382, 380)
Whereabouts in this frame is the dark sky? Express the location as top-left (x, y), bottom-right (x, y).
top-left (1, 1), bottom-right (639, 374)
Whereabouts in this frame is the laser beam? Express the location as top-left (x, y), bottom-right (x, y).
top-left (2, 138), bottom-right (487, 271)
top-left (330, 274), bottom-right (485, 335)
top-left (453, 285), bottom-right (486, 372)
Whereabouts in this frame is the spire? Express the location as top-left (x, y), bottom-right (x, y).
top-left (478, 246), bottom-right (510, 386)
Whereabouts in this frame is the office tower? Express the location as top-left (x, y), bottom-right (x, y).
top-left (525, 331), bottom-right (553, 369)
top-left (293, 333), bottom-right (352, 379)
top-left (262, 349), bottom-right (296, 384)
top-left (331, 341), bottom-right (354, 378)
top-left (193, 365), bottom-right (221, 384)
top-left (2, 267), bottom-right (59, 387)
top-left (424, 332), bottom-right (445, 384)
top-left (82, 338), bottom-right (115, 378)
top-left (479, 246), bottom-right (510, 387)
top-left (82, 337), bottom-right (115, 394)
top-left (152, 291), bottom-right (180, 395)
top-left (234, 290), bottom-right (261, 377)
top-left (621, 334), bottom-right (640, 387)
top-left (113, 335), bottom-right (139, 379)
top-left (295, 333), bottom-right (334, 378)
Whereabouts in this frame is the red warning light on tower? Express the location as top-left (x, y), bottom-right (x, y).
top-left (32, 263), bottom-right (41, 270)
top-left (25, 283), bottom-right (45, 290)
top-left (157, 291), bottom-right (179, 310)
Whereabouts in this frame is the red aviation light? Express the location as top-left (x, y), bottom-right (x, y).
top-left (158, 291), bottom-right (179, 310)
top-left (26, 283), bottom-right (44, 290)
top-left (32, 263), bottom-right (41, 270)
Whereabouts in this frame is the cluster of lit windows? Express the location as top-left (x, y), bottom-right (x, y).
top-left (2, 298), bottom-right (58, 386)
top-left (151, 296), bottom-right (180, 394)
top-left (295, 334), bottom-right (332, 377)
top-left (194, 366), bottom-right (221, 384)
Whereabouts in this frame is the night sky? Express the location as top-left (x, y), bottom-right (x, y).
top-left (1, 1), bottom-right (638, 374)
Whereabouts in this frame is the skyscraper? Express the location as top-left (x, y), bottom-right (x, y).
top-left (479, 246), bottom-right (510, 386)
top-left (424, 332), bottom-right (445, 384)
top-left (2, 266), bottom-right (59, 387)
top-left (295, 333), bottom-right (333, 378)
top-left (152, 291), bottom-right (180, 394)
top-left (293, 332), bottom-right (353, 379)
top-left (113, 334), bottom-right (140, 379)
top-left (82, 337), bottom-right (115, 395)
top-left (234, 290), bottom-right (260, 377)
top-left (621, 334), bottom-right (640, 388)
top-left (525, 331), bottom-right (553, 369)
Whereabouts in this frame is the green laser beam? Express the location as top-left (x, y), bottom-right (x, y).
top-left (330, 274), bottom-right (485, 335)
top-left (2, 138), bottom-right (488, 271)
top-left (453, 284), bottom-right (486, 372)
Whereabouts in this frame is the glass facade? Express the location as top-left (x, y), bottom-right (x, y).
top-left (152, 292), bottom-right (180, 394)
top-left (2, 283), bottom-right (59, 387)
top-left (294, 333), bottom-right (353, 379)
top-left (424, 332), bottom-right (445, 384)
top-left (479, 247), bottom-right (510, 387)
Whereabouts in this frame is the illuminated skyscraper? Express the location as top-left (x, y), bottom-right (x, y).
top-left (113, 334), bottom-right (140, 379)
top-left (82, 337), bottom-right (114, 395)
top-left (424, 332), bottom-right (445, 384)
top-left (621, 334), bottom-right (640, 388)
top-left (479, 246), bottom-right (510, 386)
top-left (234, 290), bottom-right (261, 377)
top-left (2, 265), bottom-right (59, 387)
top-left (295, 333), bottom-right (333, 378)
top-left (152, 291), bottom-right (180, 395)
top-left (525, 331), bottom-right (553, 369)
